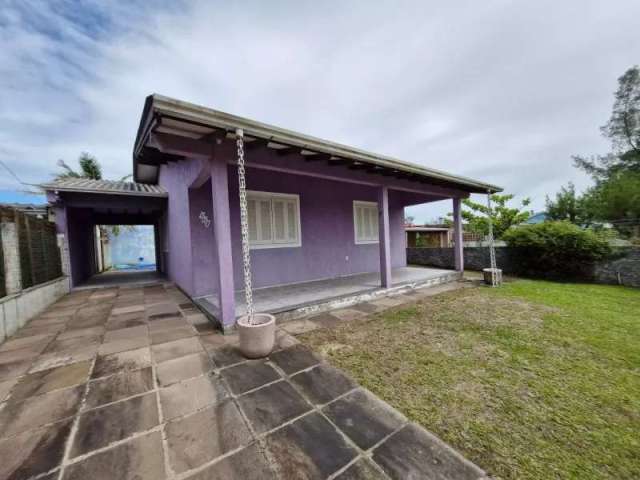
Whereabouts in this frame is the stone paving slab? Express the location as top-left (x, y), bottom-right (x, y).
top-left (184, 443), bottom-right (277, 480)
top-left (84, 367), bottom-right (153, 409)
top-left (290, 363), bottom-right (356, 406)
top-left (269, 344), bottom-right (321, 375)
top-left (323, 388), bottom-right (406, 450)
top-left (61, 431), bottom-right (166, 480)
top-left (220, 360), bottom-right (281, 395)
top-left (207, 344), bottom-right (246, 367)
top-left (155, 352), bottom-right (212, 386)
top-left (0, 383), bottom-right (84, 438)
top-left (92, 347), bottom-right (151, 379)
top-left (152, 336), bottom-right (203, 363)
top-left (0, 333), bottom-right (53, 353)
top-left (159, 373), bottom-right (229, 420)
top-left (11, 360), bottom-right (91, 400)
top-left (0, 280), bottom-right (486, 480)
top-left (165, 399), bottom-right (252, 473)
top-left (71, 392), bottom-right (159, 457)
top-left (0, 418), bottom-right (72, 480)
top-left (265, 412), bottom-right (358, 478)
top-left (237, 380), bottom-right (312, 434)
top-left (372, 423), bottom-right (486, 480)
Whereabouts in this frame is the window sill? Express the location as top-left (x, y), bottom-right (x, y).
top-left (249, 243), bottom-right (302, 250)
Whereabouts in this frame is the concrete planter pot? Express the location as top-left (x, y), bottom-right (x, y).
top-left (482, 268), bottom-right (503, 286)
top-left (237, 313), bottom-right (276, 359)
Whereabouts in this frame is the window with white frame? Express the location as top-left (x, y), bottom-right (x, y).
top-left (353, 200), bottom-right (379, 244)
top-left (247, 191), bottom-right (301, 249)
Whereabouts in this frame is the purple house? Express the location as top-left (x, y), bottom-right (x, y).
top-left (43, 95), bottom-right (501, 332)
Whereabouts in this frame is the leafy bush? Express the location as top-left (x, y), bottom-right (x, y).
top-left (502, 221), bottom-right (612, 278)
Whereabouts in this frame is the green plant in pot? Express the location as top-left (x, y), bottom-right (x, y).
top-left (235, 128), bottom-right (276, 358)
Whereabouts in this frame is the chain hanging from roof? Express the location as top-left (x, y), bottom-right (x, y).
top-left (236, 129), bottom-right (255, 321)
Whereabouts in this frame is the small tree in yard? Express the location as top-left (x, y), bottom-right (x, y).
top-left (451, 194), bottom-right (531, 239)
top-left (502, 221), bottom-right (611, 278)
top-left (545, 182), bottom-right (589, 224)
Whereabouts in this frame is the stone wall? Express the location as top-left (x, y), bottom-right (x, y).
top-left (408, 246), bottom-right (640, 287)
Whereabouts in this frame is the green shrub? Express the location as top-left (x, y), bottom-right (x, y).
top-left (502, 221), bottom-right (612, 278)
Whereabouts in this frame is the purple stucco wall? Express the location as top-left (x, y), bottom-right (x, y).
top-left (227, 165), bottom-right (406, 290)
top-left (155, 145), bottom-right (466, 298)
top-left (189, 179), bottom-right (219, 297)
top-left (157, 160), bottom-right (204, 296)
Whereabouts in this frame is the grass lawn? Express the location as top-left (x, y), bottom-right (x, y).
top-left (300, 280), bottom-right (640, 479)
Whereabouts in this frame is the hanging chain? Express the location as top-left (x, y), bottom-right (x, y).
top-left (236, 128), bottom-right (255, 321)
top-left (486, 190), bottom-right (498, 287)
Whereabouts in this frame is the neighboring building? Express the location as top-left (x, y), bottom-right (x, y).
top-left (405, 225), bottom-right (452, 247)
top-left (42, 94), bottom-right (501, 331)
top-left (0, 203), bottom-right (49, 220)
top-left (524, 211), bottom-right (548, 224)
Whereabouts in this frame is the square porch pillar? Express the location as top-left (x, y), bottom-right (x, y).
top-left (378, 186), bottom-right (392, 288)
top-left (452, 197), bottom-right (464, 272)
top-left (210, 154), bottom-right (236, 330)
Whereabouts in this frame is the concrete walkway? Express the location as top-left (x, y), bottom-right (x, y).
top-left (0, 283), bottom-right (487, 480)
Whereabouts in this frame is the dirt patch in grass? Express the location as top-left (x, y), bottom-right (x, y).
top-left (300, 282), bottom-right (640, 480)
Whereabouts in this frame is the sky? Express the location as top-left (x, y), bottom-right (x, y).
top-left (1, 0), bottom-right (638, 221)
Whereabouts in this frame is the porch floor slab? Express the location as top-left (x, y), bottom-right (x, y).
top-left (198, 266), bottom-right (457, 320)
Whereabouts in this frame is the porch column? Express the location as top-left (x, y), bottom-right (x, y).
top-left (452, 197), bottom-right (464, 272)
top-left (210, 154), bottom-right (236, 329)
top-left (378, 186), bottom-right (392, 288)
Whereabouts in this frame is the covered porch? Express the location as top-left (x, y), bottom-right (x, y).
top-left (133, 95), bottom-right (499, 332)
top-left (197, 266), bottom-right (459, 320)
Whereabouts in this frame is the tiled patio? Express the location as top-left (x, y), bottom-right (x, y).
top-left (0, 282), bottom-right (486, 480)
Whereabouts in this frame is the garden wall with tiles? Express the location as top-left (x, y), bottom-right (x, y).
top-left (408, 246), bottom-right (640, 287)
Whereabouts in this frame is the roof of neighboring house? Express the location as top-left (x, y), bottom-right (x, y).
top-left (40, 178), bottom-right (168, 197)
top-left (133, 94), bottom-right (503, 194)
top-left (0, 203), bottom-right (49, 218)
top-left (524, 212), bottom-right (548, 224)
top-left (405, 225), bottom-right (451, 232)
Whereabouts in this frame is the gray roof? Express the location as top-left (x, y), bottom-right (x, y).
top-left (40, 178), bottom-right (167, 197)
top-left (133, 94), bottom-right (503, 193)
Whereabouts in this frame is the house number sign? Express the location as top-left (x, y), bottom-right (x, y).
top-left (199, 211), bottom-right (211, 228)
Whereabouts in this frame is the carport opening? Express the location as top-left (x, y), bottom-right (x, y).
top-left (95, 224), bottom-right (158, 273)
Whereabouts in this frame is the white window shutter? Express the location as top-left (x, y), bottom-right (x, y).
top-left (258, 199), bottom-right (272, 242)
top-left (356, 206), bottom-right (364, 241)
top-left (248, 199), bottom-right (258, 242)
top-left (245, 192), bottom-right (300, 248)
top-left (371, 207), bottom-right (379, 239)
top-left (273, 199), bottom-right (286, 241)
top-left (353, 201), bottom-right (379, 243)
top-left (286, 201), bottom-right (297, 241)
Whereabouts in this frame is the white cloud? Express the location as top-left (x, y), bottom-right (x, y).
top-left (1, 0), bottom-right (639, 220)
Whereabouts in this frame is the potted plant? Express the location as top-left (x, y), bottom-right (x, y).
top-left (235, 128), bottom-right (276, 358)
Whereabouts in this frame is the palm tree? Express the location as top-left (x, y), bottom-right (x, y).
top-left (55, 153), bottom-right (103, 180)
top-left (54, 153), bottom-right (134, 237)
top-left (54, 152), bottom-right (131, 182)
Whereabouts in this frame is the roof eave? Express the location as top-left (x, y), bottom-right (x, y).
top-left (40, 184), bottom-right (168, 198)
top-left (134, 94), bottom-right (503, 194)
